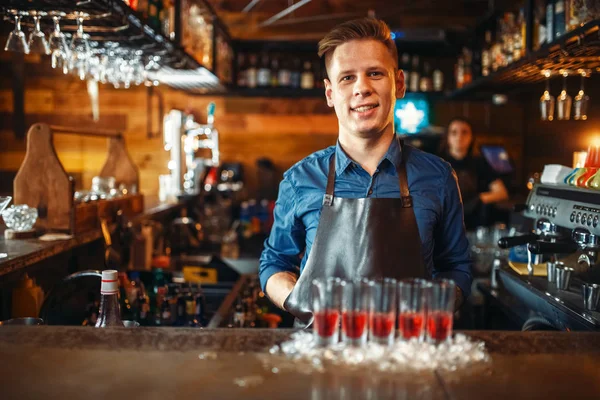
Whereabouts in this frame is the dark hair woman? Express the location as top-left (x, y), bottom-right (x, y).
top-left (440, 117), bottom-right (509, 229)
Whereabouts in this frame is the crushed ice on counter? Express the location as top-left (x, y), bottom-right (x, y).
top-left (233, 375), bottom-right (265, 388)
top-left (261, 332), bottom-right (490, 373)
top-left (198, 351), bottom-right (218, 360)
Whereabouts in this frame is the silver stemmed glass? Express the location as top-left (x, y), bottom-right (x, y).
top-left (48, 12), bottom-right (70, 74)
top-left (0, 196), bottom-right (12, 259)
top-left (27, 11), bottom-right (50, 55)
top-left (557, 69), bottom-right (572, 121)
top-left (69, 13), bottom-right (91, 80)
top-left (540, 70), bottom-right (555, 121)
top-left (574, 69), bottom-right (590, 121)
top-left (4, 12), bottom-right (30, 54)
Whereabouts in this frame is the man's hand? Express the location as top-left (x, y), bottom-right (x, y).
top-left (265, 271), bottom-right (298, 310)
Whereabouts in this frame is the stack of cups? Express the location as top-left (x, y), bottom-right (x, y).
top-left (311, 277), bottom-right (457, 347)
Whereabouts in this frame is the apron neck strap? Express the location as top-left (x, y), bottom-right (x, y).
top-left (324, 136), bottom-right (412, 207)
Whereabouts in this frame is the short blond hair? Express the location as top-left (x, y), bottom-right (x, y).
top-left (318, 18), bottom-right (398, 74)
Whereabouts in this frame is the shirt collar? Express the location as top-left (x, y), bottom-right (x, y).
top-left (334, 135), bottom-right (403, 176)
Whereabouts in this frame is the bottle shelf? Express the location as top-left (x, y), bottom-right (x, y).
top-left (447, 19), bottom-right (600, 100)
top-left (223, 87), bottom-right (325, 98)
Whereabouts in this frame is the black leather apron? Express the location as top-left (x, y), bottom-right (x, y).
top-left (284, 139), bottom-right (427, 325)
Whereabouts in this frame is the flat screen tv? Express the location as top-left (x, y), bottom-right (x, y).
top-left (480, 145), bottom-right (514, 175)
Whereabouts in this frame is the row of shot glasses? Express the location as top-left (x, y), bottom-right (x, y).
top-left (312, 277), bottom-right (456, 347)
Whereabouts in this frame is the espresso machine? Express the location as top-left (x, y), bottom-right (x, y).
top-left (497, 183), bottom-right (600, 331)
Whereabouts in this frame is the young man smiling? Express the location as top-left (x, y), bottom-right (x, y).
top-left (259, 18), bottom-right (472, 324)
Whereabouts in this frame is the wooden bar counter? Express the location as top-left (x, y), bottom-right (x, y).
top-left (1, 327), bottom-right (599, 399)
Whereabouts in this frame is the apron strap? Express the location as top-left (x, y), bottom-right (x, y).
top-left (397, 139), bottom-right (413, 208)
top-left (323, 154), bottom-right (336, 206)
top-left (323, 136), bottom-right (413, 208)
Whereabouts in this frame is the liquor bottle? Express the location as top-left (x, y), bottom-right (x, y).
top-left (137, 0), bottom-right (148, 16)
top-left (257, 54), bottom-right (271, 87)
top-left (160, 297), bottom-right (172, 326)
top-left (278, 58), bottom-right (292, 88)
top-left (400, 53), bottom-right (411, 73)
top-left (455, 56), bottom-right (465, 89)
top-left (300, 61), bottom-right (314, 89)
top-left (236, 53), bottom-right (247, 88)
top-left (290, 58), bottom-right (301, 89)
top-left (233, 298), bottom-right (245, 328)
top-left (503, 13), bottom-right (515, 65)
top-left (270, 57), bottom-right (279, 87)
top-left (419, 62), bottom-right (433, 92)
top-left (162, 0), bottom-right (175, 40)
top-left (433, 68), bottom-right (444, 92)
top-left (567, 0), bottom-right (590, 31)
top-left (147, 0), bottom-right (162, 31)
top-left (118, 272), bottom-right (134, 321)
top-left (193, 285), bottom-right (207, 327)
top-left (149, 268), bottom-right (166, 325)
top-left (175, 287), bottom-right (187, 326)
top-left (515, 9), bottom-right (526, 60)
top-left (462, 48), bottom-right (473, 85)
top-left (409, 55), bottom-right (420, 92)
top-left (137, 290), bottom-right (150, 325)
top-left (481, 30), bottom-right (492, 76)
top-left (554, 0), bottom-right (566, 38)
top-left (95, 270), bottom-right (124, 327)
top-left (533, 2), bottom-right (544, 50)
top-left (246, 54), bottom-right (258, 89)
top-left (546, 0), bottom-right (555, 43)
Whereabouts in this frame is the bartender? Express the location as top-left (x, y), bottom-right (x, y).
top-left (440, 117), bottom-right (509, 230)
top-left (259, 18), bottom-right (472, 324)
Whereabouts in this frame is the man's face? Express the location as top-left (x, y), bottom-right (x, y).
top-left (324, 39), bottom-right (405, 140)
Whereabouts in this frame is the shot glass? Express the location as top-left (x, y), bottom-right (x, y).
top-left (555, 263), bottom-right (574, 290)
top-left (341, 278), bottom-right (372, 347)
top-left (369, 278), bottom-right (397, 346)
top-left (582, 283), bottom-right (600, 311)
top-left (426, 279), bottom-right (456, 344)
top-left (311, 277), bottom-right (343, 347)
top-left (397, 278), bottom-right (430, 342)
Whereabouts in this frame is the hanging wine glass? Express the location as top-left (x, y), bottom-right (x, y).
top-left (0, 196), bottom-right (12, 259)
top-left (557, 69), bottom-right (572, 120)
top-left (574, 69), bottom-right (590, 121)
top-left (48, 12), bottom-right (70, 74)
top-left (540, 70), bottom-right (555, 121)
top-left (27, 11), bottom-right (50, 55)
top-left (69, 13), bottom-right (91, 80)
top-left (4, 11), bottom-right (30, 54)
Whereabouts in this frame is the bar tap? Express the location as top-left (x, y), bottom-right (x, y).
top-left (163, 102), bottom-right (219, 196)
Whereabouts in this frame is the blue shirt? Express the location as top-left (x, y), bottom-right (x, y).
top-left (259, 137), bottom-right (473, 297)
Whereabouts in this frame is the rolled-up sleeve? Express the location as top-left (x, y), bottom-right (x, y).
top-left (432, 167), bottom-right (473, 297)
top-left (259, 176), bottom-right (305, 292)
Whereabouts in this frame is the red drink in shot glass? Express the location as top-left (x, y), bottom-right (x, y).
top-left (311, 277), bottom-right (343, 346)
top-left (398, 311), bottom-right (425, 340)
top-left (427, 311), bottom-right (453, 342)
top-left (426, 279), bottom-right (456, 344)
top-left (368, 278), bottom-right (397, 346)
top-left (341, 278), bottom-right (372, 347)
top-left (397, 279), bottom-right (430, 342)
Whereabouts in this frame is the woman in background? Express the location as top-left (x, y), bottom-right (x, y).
top-left (440, 117), bottom-right (509, 230)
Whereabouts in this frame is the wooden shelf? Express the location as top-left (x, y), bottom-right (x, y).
top-left (447, 19), bottom-right (600, 100)
top-left (0, 200), bottom-right (186, 278)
